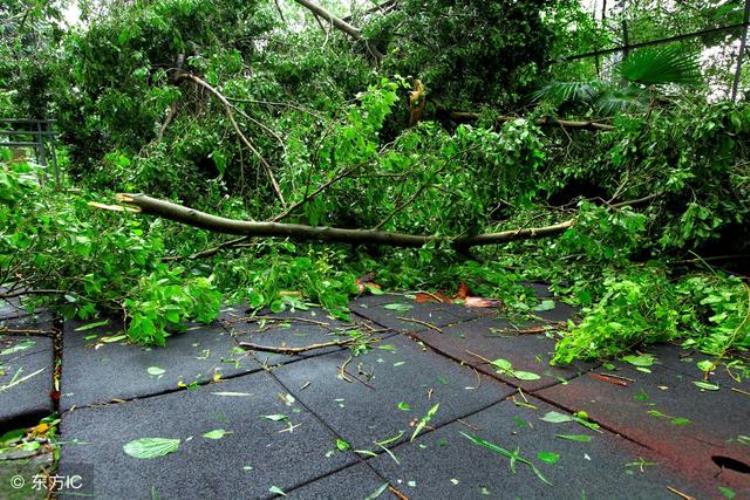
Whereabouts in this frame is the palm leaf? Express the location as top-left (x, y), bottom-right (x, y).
top-left (594, 86), bottom-right (648, 115)
top-left (618, 45), bottom-right (701, 85)
top-left (531, 81), bottom-right (603, 105)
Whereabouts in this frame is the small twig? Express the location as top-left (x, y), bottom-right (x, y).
top-left (517, 388), bottom-right (529, 403)
top-left (174, 71), bottom-right (286, 207)
top-left (397, 317), bottom-right (443, 334)
top-left (731, 387), bottom-right (750, 397)
top-left (239, 339), bottom-right (352, 354)
top-left (468, 368), bottom-right (482, 390)
top-left (589, 373), bottom-right (630, 386)
top-left (338, 356), bottom-right (354, 383)
top-left (0, 328), bottom-right (52, 335)
top-left (0, 368), bottom-right (45, 393)
top-left (388, 485), bottom-right (409, 500)
top-left (232, 315), bottom-right (331, 327)
top-left (466, 349), bottom-right (492, 364)
top-left (666, 486), bottom-right (695, 500)
top-left (456, 418), bottom-right (480, 431)
top-left (0, 289), bottom-right (65, 299)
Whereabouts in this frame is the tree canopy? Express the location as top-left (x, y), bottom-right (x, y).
top-left (1, 0), bottom-right (748, 373)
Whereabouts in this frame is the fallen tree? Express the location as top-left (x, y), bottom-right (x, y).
top-left (104, 193), bottom-right (575, 249)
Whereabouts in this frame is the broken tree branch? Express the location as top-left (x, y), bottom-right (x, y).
top-left (109, 193), bottom-right (576, 248)
top-left (292, 0), bottom-right (363, 40)
top-left (292, 0), bottom-right (383, 58)
top-left (162, 165), bottom-right (361, 261)
top-left (173, 71), bottom-right (287, 207)
top-left (450, 111), bottom-right (615, 132)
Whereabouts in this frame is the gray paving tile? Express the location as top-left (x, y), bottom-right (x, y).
top-left (370, 398), bottom-right (717, 499)
top-left (286, 462), bottom-right (393, 499)
top-left (349, 294), bottom-right (467, 332)
top-left (273, 335), bottom-right (513, 450)
top-left (59, 372), bottom-right (357, 499)
top-left (410, 317), bottom-right (595, 391)
top-left (61, 320), bottom-right (260, 410)
top-left (225, 307), bottom-right (392, 367)
top-left (537, 360), bottom-right (750, 493)
top-left (0, 335), bottom-right (53, 429)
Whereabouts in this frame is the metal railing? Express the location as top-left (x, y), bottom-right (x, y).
top-left (0, 118), bottom-right (59, 185)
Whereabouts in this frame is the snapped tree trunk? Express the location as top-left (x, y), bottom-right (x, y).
top-left (108, 194), bottom-right (575, 249)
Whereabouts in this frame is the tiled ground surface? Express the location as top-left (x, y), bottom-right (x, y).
top-left (0, 293), bottom-right (748, 499)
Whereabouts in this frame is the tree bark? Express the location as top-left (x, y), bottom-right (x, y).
top-left (293, 0), bottom-right (364, 40)
top-left (292, 0), bottom-right (382, 58)
top-left (450, 112), bottom-right (615, 131)
top-left (111, 194), bottom-right (575, 249)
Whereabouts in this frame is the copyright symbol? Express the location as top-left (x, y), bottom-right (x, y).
top-left (10, 475), bottom-right (25, 489)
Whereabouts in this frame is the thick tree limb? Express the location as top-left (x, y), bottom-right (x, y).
top-left (162, 165), bottom-right (361, 261)
top-left (111, 193), bottom-right (575, 248)
top-left (292, 0), bottom-right (382, 58)
top-left (450, 112), bottom-right (615, 132)
top-left (292, 0), bottom-right (363, 40)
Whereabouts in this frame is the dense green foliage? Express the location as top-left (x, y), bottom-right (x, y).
top-left (1, 0), bottom-right (748, 376)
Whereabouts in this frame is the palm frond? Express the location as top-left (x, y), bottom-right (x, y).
top-left (618, 45), bottom-right (701, 86)
top-left (531, 81), bottom-right (603, 105)
top-left (594, 86), bottom-right (649, 116)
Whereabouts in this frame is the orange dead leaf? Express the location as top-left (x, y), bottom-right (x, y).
top-left (455, 282), bottom-right (470, 300)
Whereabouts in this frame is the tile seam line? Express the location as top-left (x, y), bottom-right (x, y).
top-left (399, 332), bottom-right (652, 447)
top-left (263, 368), bottom-right (393, 493)
top-left (58, 365), bottom-right (268, 414)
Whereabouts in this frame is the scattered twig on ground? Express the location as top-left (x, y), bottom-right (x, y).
top-left (239, 339), bottom-right (353, 354)
top-left (666, 486), bottom-right (695, 500)
top-left (396, 317), bottom-right (443, 334)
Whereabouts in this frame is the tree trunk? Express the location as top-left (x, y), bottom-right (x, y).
top-left (109, 194), bottom-right (575, 249)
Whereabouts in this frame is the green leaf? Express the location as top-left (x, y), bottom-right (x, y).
top-left (262, 414), bottom-right (288, 422)
top-left (123, 438), bottom-right (180, 459)
top-left (555, 434), bottom-right (592, 443)
top-left (202, 429), bottom-right (231, 440)
top-left (147, 366), bottom-right (165, 377)
top-left (383, 303), bottom-right (413, 312)
top-left (0, 340), bottom-right (36, 356)
top-left (513, 370), bottom-right (541, 381)
top-left (536, 451), bottom-right (560, 465)
top-left (411, 403), bottom-right (439, 442)
top-left (692, 381), bottom-right (719, 391)
top-left (460, 432), bottom-right (551, 485)
top-left (490, 358), bottom-right (513, 372)
top-left (540, 411), bottom-right (573, 424)
top-left (533, 300), bottom-right (556, 312)
top-left (269, 485), bottom-right (287, 496)
top-left (74, 320), bottom-right (110, 331)
top-left (619, 45), bottom-right (701, 85)
top-left (719, 486), bottom-right (736, 499)
top-left (622, 354), bottom-right (655, 368)
top-left (633, 389), bottom-right (649, 402)
top-left (397, 401), bottom-right (411, 411)
top-left (100, 335), bottom-right (127, 343)
top-left (670, 417), bottom-right (691, 426)
top-left (335, 438), bottom-right (351, 451)
top-left (365, 483), bottom-right (390, 500)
